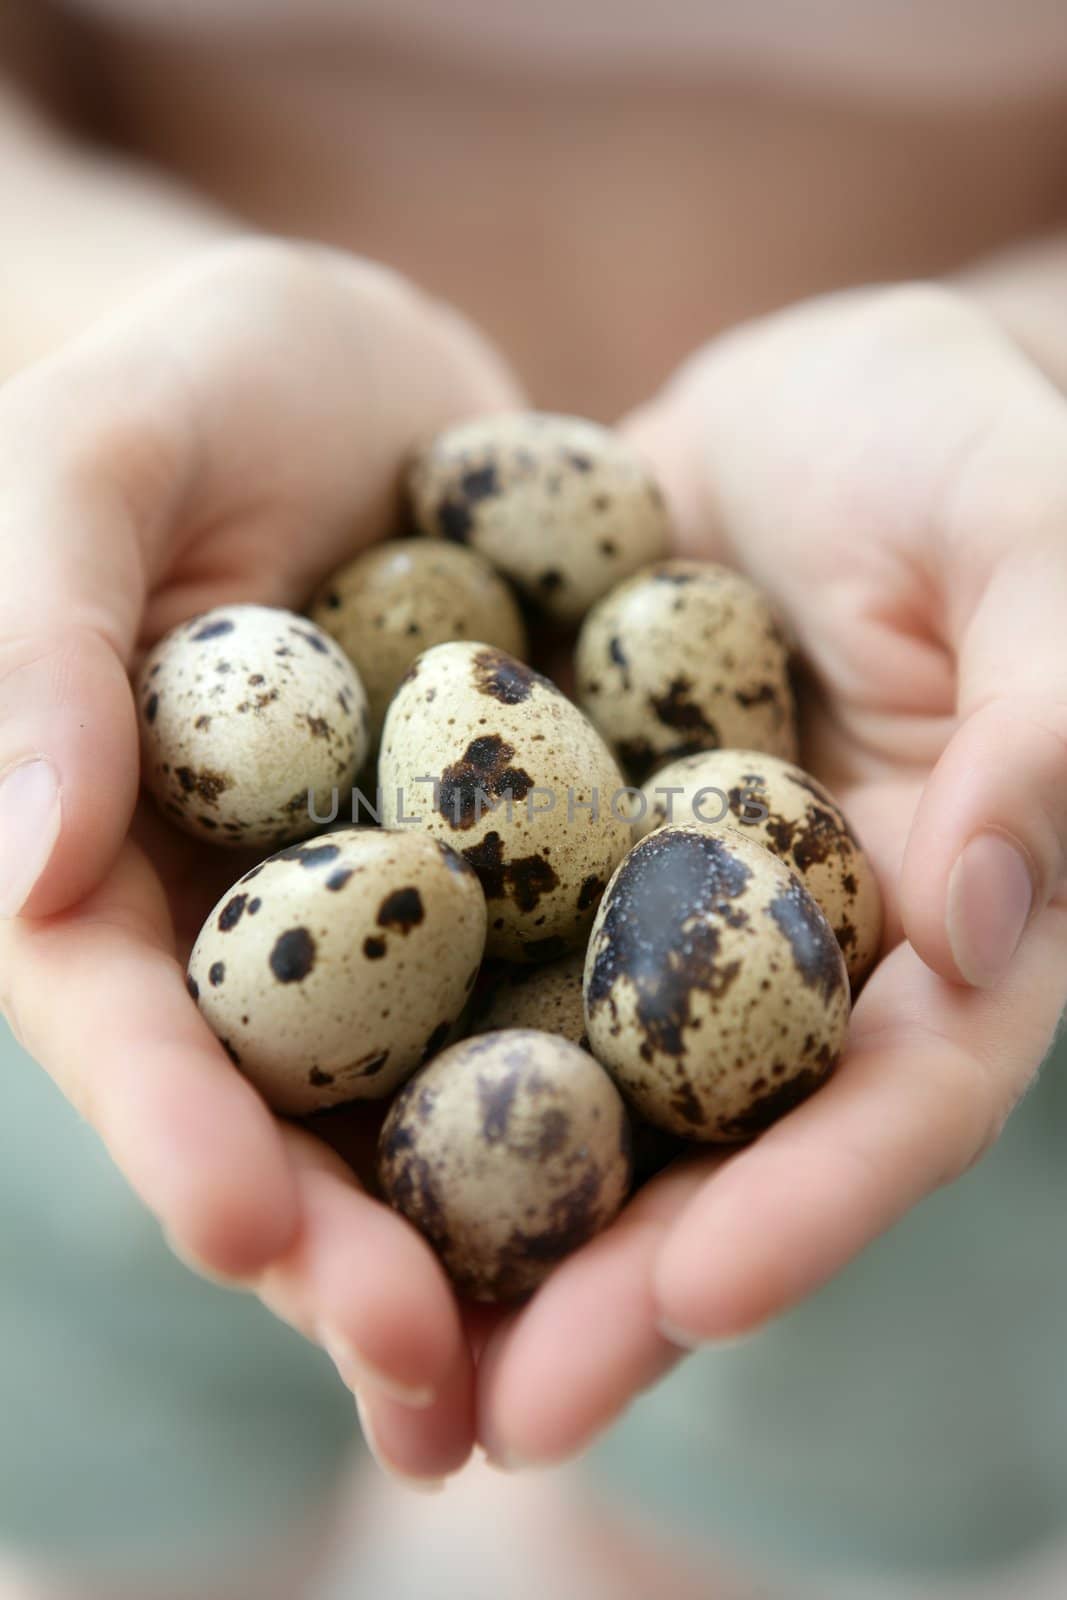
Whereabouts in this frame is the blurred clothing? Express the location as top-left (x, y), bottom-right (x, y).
top-left (1, 1020), bottom-right (1066, 1586)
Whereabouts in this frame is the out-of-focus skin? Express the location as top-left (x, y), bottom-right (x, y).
top-left (2, 0), bottom-right (1067, 1491)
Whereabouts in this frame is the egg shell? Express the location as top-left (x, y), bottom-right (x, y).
top-left (584, 824), bottom-right (850, 1141)
top-left (379, 641), bottom-right (632, 961)
top-left (308, 539), bottom-right (527, 747)
top-left (636, 750), bottom-right (882, 988)
top-left (407, 412), bottom-right (670, 624)
top-left (466, 956), bottom-right (692, 1186)
top-left (137, 604), bottom-right (369, 847)
top-left (469, 952), bottom-right (589, 1048)
top-left (378, 1028), bottom-right (632, 1301)
top-left (575, 561), bottom-right (797, 781)
top-left (187, 827), bottom-right (487, 1114)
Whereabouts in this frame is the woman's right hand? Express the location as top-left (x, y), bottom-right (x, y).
top-left (0, 238), bottom-right (519, 1485)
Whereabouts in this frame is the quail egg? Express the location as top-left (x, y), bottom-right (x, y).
top-left (138, 604), bottom-right (369, 847)
top-left (469, 952), bottom-right (589, 1048)
top-left (584, 825), bottom-right (849, 1141)
top-left (575, 561), bottom-right (797, 781)
top-left (378, 1028), bottom-right (632, 1301)
top-left (187, 827), bottom-right (487, 1114)
top-left (379, 641), bottom-right (631, 961)
top-left (308, 539), bottom-right (527, 747)
top-left (636, 749), bottom-right (882, 988)
top-left (407, 412), bottom-right (670, 624)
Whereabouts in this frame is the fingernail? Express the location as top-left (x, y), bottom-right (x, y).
top-left (657, 1317), bottom-right (757, 1351)
top-left (657, 1316), bottom-right (705, 1350)
top-left (947, 832), bottom-right (1033, 988)
top-left (482, 1447), bottom-right (534, 1473)
top-left (353, 1391), bottom-right (445, 1493)
top-left (0, 759), bottom-right (61, 918)
top-left (321, 1326), bottom-right (436, 1409)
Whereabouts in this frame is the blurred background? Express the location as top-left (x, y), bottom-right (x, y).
top-left (3, 1015), bottom-right (1067, 1599)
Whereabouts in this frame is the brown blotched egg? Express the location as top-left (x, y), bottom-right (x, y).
top-left (636, 749), bottom-right (882, 988)
top-left (378, 641), bottom-right (631, 961)
top-left (469, 952), bottom-right (589, 1048)
top-left (187, 827), bottom-right (486, 1114)
top-left (407, 412), bottom-right (670, 624)
top-left (137, 604), bottom-right (369, 847)
top-left (377, 1028), bottom-right (632, 1301)
top-left (584, 825), bottom-right (849, 1141)
top-left (308, 539), bottom-right (527, 748)
top-left (575, 561), bottom-right (797, 781)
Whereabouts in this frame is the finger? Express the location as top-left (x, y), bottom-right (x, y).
top-left (0, 841), bottom-right (299, 1277)
top-left (653, 901), bottom-right (1067, 1343)
top-left (900, 400), bottom-right (1067, 985)
top-left (476, 1167), bottom-right (701, 1469)
top-left (0, 375), bottom-right (146, 916)
top-left (260, 1125), bottom-right (470, 1406)
top-left (355, 1375), bottom-right (476, 1488)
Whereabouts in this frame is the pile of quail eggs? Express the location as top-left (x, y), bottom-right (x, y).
top-left (138, 412), bottom-right (882, 1304)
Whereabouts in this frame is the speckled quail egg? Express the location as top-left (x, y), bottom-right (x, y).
top-left (308, 539), bottom-right (527, 747)
top-left (584, 825), bottom-right (850, 1141)
top-left (138, 604), bottom-right (369, 847)
top-left (469, 952), bottom-right (589, 1048)
top-left (635, 749), bottom-right (882, 988)
top-left (186, 827), bottom-right (486, 1114)
top-left (379, 641), bottom-right (631, 961)
top-left (575, 561), bottom-right (797, 782)
top-left (378, 1028), bottom-right (632, 1301)
top-left (407, 412), bottom-right (670, 624)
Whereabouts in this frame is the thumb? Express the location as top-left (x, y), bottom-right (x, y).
top-left (0, 357), bottom-right (151, 919)
top-left (901, 409), bottom-right (1067, 988)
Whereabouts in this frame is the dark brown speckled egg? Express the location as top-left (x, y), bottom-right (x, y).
top-left (468, 952), bottom-right (589, 1048)
top-left (137, 604), bottom-right (369, 847)
top-left (636, 749), bottom-right (882, 988)
top-left (378, 640), bottom-right (631, 961)
top-left (407, 412), bottom-right (670, 624)
top-left (583, 825), bottom-right (849, 1141)
top-left (308, 539), bottom-right (526, 748)
top-left (378, 1028), bottom-right (632, 1301)
top-left (575, 561), bottom-right (797, 782)
top-left (187, 827), bottom-right (486, 1114)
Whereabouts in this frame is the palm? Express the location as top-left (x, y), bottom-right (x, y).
top-left (472, 287), bottom-right (1067, 1469)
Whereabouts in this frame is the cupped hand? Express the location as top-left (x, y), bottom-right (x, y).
top-left (0, 239), bottom-right (519, 1483)
top-left (476, 283), bottom-right (1067, 1469)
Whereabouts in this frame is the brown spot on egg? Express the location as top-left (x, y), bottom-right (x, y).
top-left (377, 886), bottom-right (424, 933)
top-left (190, 617), bottom-right (235, 641)
top-left (217, 894), bottom-right (248, 932)
top-left (718, 1067), bottom-right (827, 1140)
top-left (437, 736), bottom-right (533, 829)
top-left (175, 766), bottom-right (231, 807)
top-left (269, 927), bottom-right (316, 983)
top-left (420, 1022), bottom-right (451, 1064)
top-left (577, 874), bottom-right (604, 912)
top-left (477, 1065), bottom-right (520, 1144)
top-left (765, 882), bottom-right (846, 1004)
top-left (462, 831), bottom-right (560, 914)
top-left (471, 648), bottom-right (547, 706)
top-left (587, 829), bottom-right (751, 1060)
top-left (650, 676), bottom-right (717, 740)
